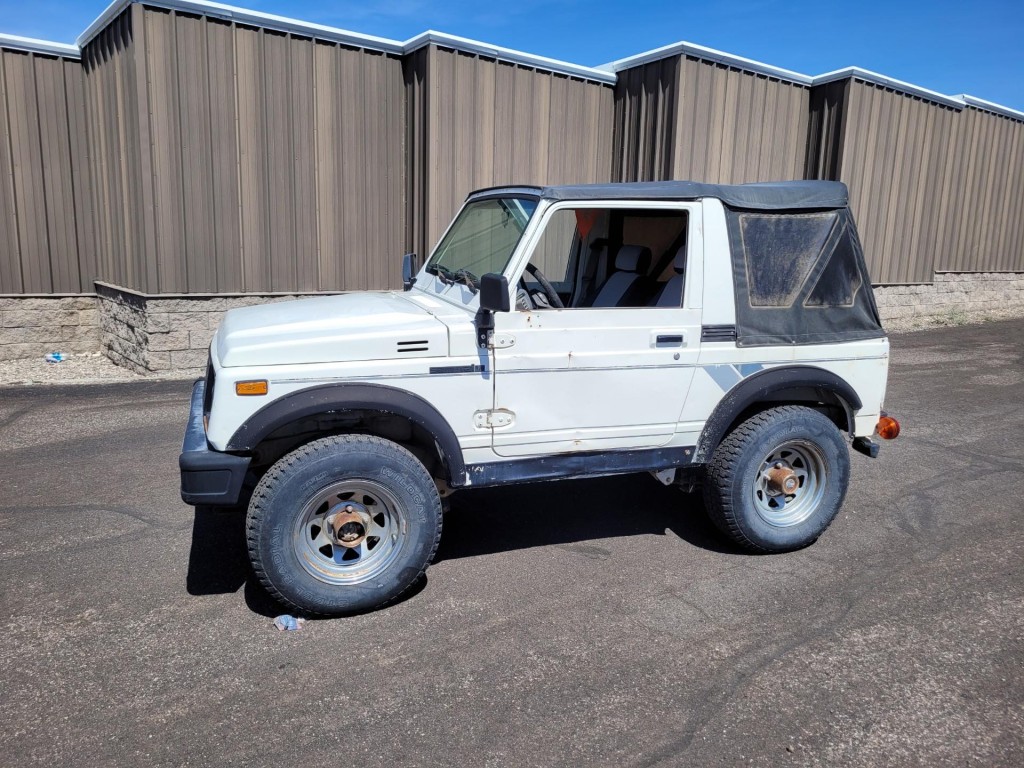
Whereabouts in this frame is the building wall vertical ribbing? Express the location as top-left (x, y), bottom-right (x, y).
top-left (0, 48), bottom-right (94, 293)
top-left (613, 55), bottom-right (810, 185)
top-left (408, 46), bottom-right (615, 259)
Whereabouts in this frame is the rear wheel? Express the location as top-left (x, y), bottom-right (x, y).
top-left (246, 435), bottom-right (442, 615)
top-left (703, 406), bottom-right (850, 552)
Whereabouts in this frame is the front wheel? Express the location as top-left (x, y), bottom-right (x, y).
top-left (703, 406), bottom-right (850, 552)
top-left (246, 435), bottom-right (443, 615)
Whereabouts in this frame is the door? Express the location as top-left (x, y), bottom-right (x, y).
top-left (489, 202), bottom-right (703, 458)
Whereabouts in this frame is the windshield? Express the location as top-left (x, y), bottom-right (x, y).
top-left (425, 197), bottom-right (538, 291)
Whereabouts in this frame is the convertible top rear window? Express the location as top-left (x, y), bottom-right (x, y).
top-left (726, 206), bottom-right (883, 347)
top-left (740, 212), bottom-right (837, 307)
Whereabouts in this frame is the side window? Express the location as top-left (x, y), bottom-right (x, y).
top-left (726, 207), bottom-right (883, 346)
top-left (803, 221), bottom-right (863, 308)
top-left (527, 209), bottom-right (578, 291)
top-left (523, 206), bottom-right (689, 309)
top-left (738, 212), bottom-right (838, 307)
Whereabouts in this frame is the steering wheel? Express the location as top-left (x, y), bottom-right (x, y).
top-left (520, 262), bottom-right (565, 309)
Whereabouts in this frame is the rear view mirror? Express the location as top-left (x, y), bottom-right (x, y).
top-left (402, 253), bottom-right (419, 290)
top-left (479, 273), bottom-right (510, 313)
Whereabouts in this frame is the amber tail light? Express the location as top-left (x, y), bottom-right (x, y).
top-left (876, 414), bottom-right (900, 440)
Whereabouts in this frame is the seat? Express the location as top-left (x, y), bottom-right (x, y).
top-left (590, 245), bottom-right (653, 307)
top-left (654, 248), bottom-right (687, 307)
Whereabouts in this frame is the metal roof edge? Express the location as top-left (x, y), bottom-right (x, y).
top-left (77, 0), bottom-right (129, 47)
top-left (812, 67), bottom-right (966, 109)
top-left (10, 0), bottom-right (1021, 119)
top-left (402, 30), bottom-right (617, 83)
top-left (75, 2), bottom-right (614, 82)
top-left (600, 40), bottom-right (813, 86)
top-left (77, 0), bottom-right (405, 53)
top-left (603, 43), bottom-right (1022, 117)
top-left (0, 33), bottom-right (81, 58)
top-left (956, 94), bottom-right (1024, 122)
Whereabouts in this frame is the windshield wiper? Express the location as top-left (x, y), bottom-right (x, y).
top-left (426, 263), bottom-right (456, 284)
top-left (453, 269), bottom-right (478, 292)
top-left (427, 263), bottom-right (478, 292)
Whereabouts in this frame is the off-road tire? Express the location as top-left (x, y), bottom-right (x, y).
top-left (246, 434), bottom-right (443, 616)
top-left (703, 406), bottom-right (850, 553)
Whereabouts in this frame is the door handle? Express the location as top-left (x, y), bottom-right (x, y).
top-left (653, 331), bottom-right (686, 347)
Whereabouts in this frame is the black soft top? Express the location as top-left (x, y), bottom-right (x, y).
top-left (469, 180), bottom-right (849, 211)
top-left (542, 180), bottom-right (848, 210)
top-left (467, 179), bottom-right (882, 346)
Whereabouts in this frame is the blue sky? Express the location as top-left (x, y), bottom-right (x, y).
top-left (2, 0), bottom-right (1023, 110)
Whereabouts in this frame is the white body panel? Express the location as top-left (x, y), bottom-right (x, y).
top-left (215, 292), bottom-right (448, 367)
top-left (488, 199), bottom-right (704, 457)
top-left (489, 307), bottom-right (701, 456)
top-left (698, 199), bottom-right (735, 326)
top-left (202, 195), bottom-right (891, 467)
top-left (205, 292), bottom-right (491, 452)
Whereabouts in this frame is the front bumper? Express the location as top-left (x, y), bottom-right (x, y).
top-left (179, 379), bottom-right (251, 506)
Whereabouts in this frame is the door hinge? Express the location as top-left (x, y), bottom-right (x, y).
top-left (489, 332), bottom-right (515, 349)
top-left (473, 409), bottom-right (515, 429)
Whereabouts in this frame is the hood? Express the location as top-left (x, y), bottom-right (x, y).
top-left (215, 292), bottom-right (449, 367)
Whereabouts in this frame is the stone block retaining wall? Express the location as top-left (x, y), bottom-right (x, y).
top-left (0, 296), bottom-right (100, 361)
top-left (95, 283), bottom-right (329, 375)
top-left (4, 273), bottom-right (1024, 372)
top-left (874, 272), bottom-right (1024, 331)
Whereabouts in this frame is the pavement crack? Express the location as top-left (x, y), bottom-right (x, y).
top-left (0, 503), bottom-right (189, 532)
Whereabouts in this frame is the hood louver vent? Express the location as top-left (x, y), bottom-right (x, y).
top-left (396, 339), bottom-right (430, 353)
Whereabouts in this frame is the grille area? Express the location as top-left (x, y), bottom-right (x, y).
top-left (202, 355), bottom-right (216, 416)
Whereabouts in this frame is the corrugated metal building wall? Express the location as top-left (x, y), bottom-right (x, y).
top-left (808, 78), bottom-right (1024, 284)
top-left (407, 45), bottom-right (614, 259)
top-left (942, 105), bottom-right (1024, 273)
top-left (81, 7), bottom-right (145, 293)
top-left (820, 80), bottom-right (964, 284)
top-left (1, 0), bottom-right (1023, 299)
top-left (127, 5), bottom-right (407, 294)
top-left (0, 4), bottom-right (408, 297)
top-left (0, 47), bottom-right (93, 293)
top-left (613, 54), bottom-right (810, 184)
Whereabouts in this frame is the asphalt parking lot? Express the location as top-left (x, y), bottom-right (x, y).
top-left (1, 319), bottom-right (1022, 767)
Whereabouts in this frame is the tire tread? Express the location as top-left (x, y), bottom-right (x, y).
top-left (703, 405), bottom-right (844, 553)
top-left (245, 434), bottom-right (443, 617)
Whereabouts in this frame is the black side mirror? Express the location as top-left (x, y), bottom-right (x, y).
top-left (479, 273), bottom-right (510, 312)
top-left (402, 253), bottom-right (419, 290)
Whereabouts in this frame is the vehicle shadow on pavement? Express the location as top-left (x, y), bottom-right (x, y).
top-left (185, 507), bottom-right (282, 617)
top-left (184, 473), bottom-right (740, 616)
top-left (185, 505), bottom-right (430, 616)
top-left (435, 473), bottom-right (744, 562)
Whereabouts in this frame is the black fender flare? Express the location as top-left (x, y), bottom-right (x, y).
top-left (694, 365), bottom-right (862, 463)
top-left (227, 382), bottom-right (466, 484)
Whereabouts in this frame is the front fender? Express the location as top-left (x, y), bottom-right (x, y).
top-left (226, 382), bottom-right (466, 484)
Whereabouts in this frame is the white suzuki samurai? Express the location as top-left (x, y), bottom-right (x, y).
top-left (180, 180), bottom-right (899, 615)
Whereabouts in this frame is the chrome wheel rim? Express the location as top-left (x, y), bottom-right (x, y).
top-left (293, 479), bottom-right (406, 585)
top-left (752, 440), bottom-right (827, 528)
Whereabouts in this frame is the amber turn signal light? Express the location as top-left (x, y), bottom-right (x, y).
top-left (876, 414), bottom-right (900, 440)
top-left (235, 380), bottom-right (269, 396)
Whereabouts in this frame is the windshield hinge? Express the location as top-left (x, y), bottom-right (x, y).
top-left (473, 409), bottom-right (515, 429)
